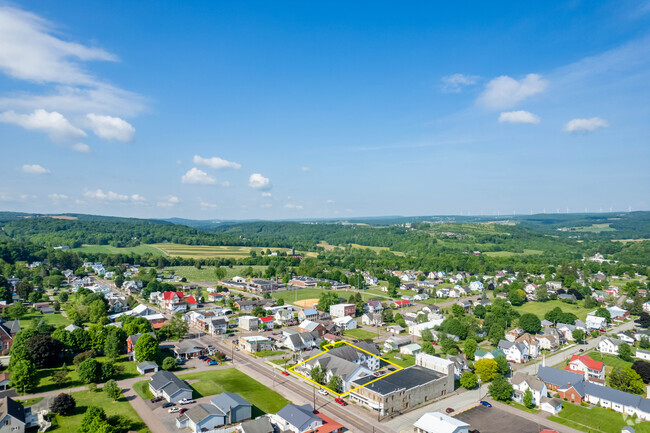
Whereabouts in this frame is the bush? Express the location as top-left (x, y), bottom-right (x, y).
top-left (103, 379), bottom-right (122, 401)
top-left (77, 359), bottom-right (102, 384)
top-left (73, 351), bottom-right (95, 366)
top-left (50, 393), bottom-right (76, 416)
top-left (162, 357), bottom-right (178, 371)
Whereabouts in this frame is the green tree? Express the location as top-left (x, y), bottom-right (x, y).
top-left (595, 307), bottom-right (612, 323)
top-left (77, 358), bottom-right (102, 384)
top-left (464, 338), bottom-right (478, 361)
top-left (89, 299), bottom-right (108, 325)
top-left (162, 356), bottom-right (178, 371)
top-left (114, 274), bottom-right (124, 289)
top-left (168, 314), bottom-right (189, 339)
top-left (460, 371), bottom-right (478, 389)
top-left (451, 304), bottom-right (466, 317)
top-left (535, 286), bottom-right (549, 302)
top-left (495, 355), bottom-right (510, 376)
top-left (104, 332), bottom-right (121, 361)
top-left (619, 343), bottom-right (634, 362)
top-left (8, 302), bottom-right (27, 320)
top-left (310, 365), bottom-right (325, 384)
top-left (327, 375), bottom-right (342, 393)
top-left (572, 329), bottom-right (586, 344)
top-left (518, 313), bottom-right (541, 334)
top-left (382, 307), bottom-right (394, 323)
top-left (317, 291), bottom-right (340, 312)
top-left (52, 363), bottom-right (70, 388)
top-left (420, 328), bottom-right (434, 342)
top-left (508, 289), bottom-right (526, 306)
top-left (214, 267), bottom-right (226, 280)
top-left (134, 333), bottom-right (158, 362)
top-left (608, 367), bottom-right (645, 394)
top-left (422, 342), bottom-right (436, 355)
top-left (488, 323), bottom-right (505, 346)
top-left (523, 389), bottom-right (534, 408)
top-left (276, 298), bottom-right (285, 307)
top-left (50, 393), bottom-right (76, 416)
top-left (9, 359), bottom-right (38, 393)
top-left (103, 379), bottom-right (122, 401)
top-left (474, 358), bottom-right (498, 382)
top-left (488, 374), bottom-right (513, 401)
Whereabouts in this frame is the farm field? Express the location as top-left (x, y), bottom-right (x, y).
top-left (514, 299), bottom-right (589, 321)
top-left (49, 390), bottom-right (149, 433)
top-left (151, 243), bottom-right (292, 258)
top-left (178, 368), bottom-right (289, 417)
top-left (70, 244), bottom-right (164, 256)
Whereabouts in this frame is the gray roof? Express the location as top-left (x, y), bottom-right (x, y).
top-left (537, 366), bottom-right (584, 388)
top-left (128, 332), bottom-right (156, 346)
top-left (327, 341), bottom-right (380, 361)
top-left (239, 416), bottom-right (274, 433)
top-left (540, 320), bottom-right (553, 327)
top-left (149, 370), bottom-right (192, 396)
top-left (0, 397), bottom-right (24, 422)
top-left (4, 320), bottom-right (20, 334)
top-left (498, 340), bottom-right (526, 352)
top-left (183, 403), bottom-right (225, 423)
top-left (310, 354), bottom-right (365, 381)
top-left (175, 339), bottom-right (206, 354)
top-left (351, 366), bottom-right (445, 396)
top-left (511, 372), bottom-right (545, 391)
top-left (137, 361), bottom-right (158, 369)
top-left (276, 404), bottom-right (320, 431)
top-left (210, 392), bottom-right (251, 413)
top-left (212, 318), bottom-right (227, 326)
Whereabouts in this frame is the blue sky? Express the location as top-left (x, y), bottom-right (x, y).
top-left (0, 1), bottom-right (649, 220)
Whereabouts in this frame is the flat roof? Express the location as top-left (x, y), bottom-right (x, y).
top-left (351, 366), bottom-right (445, 395)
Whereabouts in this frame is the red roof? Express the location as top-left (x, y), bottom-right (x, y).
top-left (162, 291), bottom-right (184, 300)
top-left (566, 354), bottom-right (604, 372)
top-left (186, 295), bottom-right (197, 304)
top-left (311, 412), bottom-right (343, 433)
top-left (260, 316), bottom-right (274, 322)
top-left (395, 300), bottom-right (410, 306)
top-left (152, 321), bottom-right (169, 329)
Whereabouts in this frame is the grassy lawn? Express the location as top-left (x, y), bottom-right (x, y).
top-left (164, 265), bottom-right (268, 283)
top-left (549, 401), bottom-right (650, 433)
top-left (587, 352), bottom-right (634, 375)
top-left (342, 328), bottom-right (379, 340)
top-left (50, 390), bottom-right (149, 433)
top-left (514, 299), bottom-right (589, 321)
top-left (21, 397), bottom-right (43, 407)
top-left (70, 244), bottom-right (164, 256)
top-left (19, 312), bottom-right (71, 329)
top-left (272, 288), bottom-right (328, 305)
top-left (154, 244), bottom-right (292, 259)
top-left (269, 358), bottom-right (294, 367)
top-left (178, 368), bottom-right (289, 417)
top-left (380, 351), bottom-right (415, 368)
top-left (253, 350), bottom-right (287, 357)
top-left (34, 355), bottom-right (139, 394)
top-left (507, 401), bottom-right (541, 413)
top-left (133, 380), bottom-right (155, 399)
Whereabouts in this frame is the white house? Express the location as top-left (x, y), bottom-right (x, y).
top-left (361, 313), bottom-right (383, 327)
top-left (400, 343), bottom-right (422, 356)
top-left (511, 372), bottom-right (547, 406)
top-left (540, 397), bottom-right (563, 415)
top-left (413, 412), bottom-right (469, 433)
top-left (586, 315), bottom-right (607, 330)
top-left (598, 337), bottom-right (624, 355)
top-left (636, 349), bottom-right (650, 361)
top-left (497, 340), bottom-right (528, 363)
top-left (333, 316), bottom-right (357, 330)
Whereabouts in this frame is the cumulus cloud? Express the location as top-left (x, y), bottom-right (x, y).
top-left (200, 201), bottom-right (217, 209)
top-left (0, 109), bottom-right (86, 141)
top-left (157, 195), bottom-right (179, 207)
top-left (441, 73), bottom-right (479, 92)
top-left (193, 155), bottom-right (241, 170)
top-left (72, 142), bottom-right (90, 153)
top-left (249, 173), bottom-right (271, 190)
top-left (326, 199), bottom-right (335, 204)
top-left (477, 74), bottom-right (548, 109)
top-left (84, 189), bottom-right (128, 201)
top-left (285, 203), bottom-right (304, 210)
top-left (86, 113), bottom-right (135, 141)
top-left (48, 193), bottom-right (67, 201)
top-left (130, 194), bottom-right (146, 202)
top-left (0, 7), bottom-right (144, 116)
top-left (22, 163), bottom-right (49, 174)
top-left (181, 168), bottom-right (216, 185)
top-left (498, 110), bottom-right (541, 124)
top-left (564, 117), bottom-right (610, 133)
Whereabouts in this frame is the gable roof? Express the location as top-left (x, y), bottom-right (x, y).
top-left (568, 354), bottom-right (604, 371)
top-left (185, 295), bottom-right (197, 304)
top-left (537, 366), bottom-right (584, 388)
top-left (0, 397), bottom-right (25, 422)
top-left (413, 411), bottom-right (469, 433)
top-left (149, 370), bottom-right (192, 396)
top-left (511, 372), bottom-right (545, 392)
top-left (276, 404), bottom-right (320, 431)
top-left (182, 403), bottom-right (225, 423)
top-left (210, 392), bottom-right (251, 413)
top-left (162, 291), bottom-right (184, 300)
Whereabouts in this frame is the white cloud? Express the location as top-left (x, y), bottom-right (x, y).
top-left (477, 74), bottom-right (548, 109)
top-left (0, 7), bottom-right (144, 117)
top-left (564, 117), bottom-right (610, 133)
top-left (300, 166), bottom-right (310, 172)
top-left (200, 201), bottom-right (217, 209)
top-left (249, 173), bottom-right (271, 190)
top-left (181, 168), bottom-right (216, 185)
top-left (285, 203), bottom-right (304, 210)
top-left (83, 189), bottom-right (143, 202)
top-left (261, 192), bottom-right (272, 197)
top-left (130, 194), bottom-right (146, 202)
top-left (498, 110), bottom-right (541, 124)
top-left (22, 163), bottom-right (49, 174)
top-left (48, 193), bottom-right (67, 201)
top-left (86, 113), bottom-right (135, 141)
top-left (157, 195), bottom-right (179, 208)
top-left (326, 199), bottom-right (335, 204)
top-left (441, 73), bottom-right (479, 93)
top-left (193, 155), bottom-right (241, 170)
top-left (72, 142), bottom-right (90, 153)
top-left (0, 109), bottom-right (86, 141)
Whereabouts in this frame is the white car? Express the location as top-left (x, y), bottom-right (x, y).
top-left (318, 389), bottom-right (328, 396)
top-left (179, 399), bottom-right (196, 405)
top-left (168, 407), bottom-right (180, 413)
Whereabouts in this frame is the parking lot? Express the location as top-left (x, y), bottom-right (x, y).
top-left (454, 405), bottom-right (554, 433)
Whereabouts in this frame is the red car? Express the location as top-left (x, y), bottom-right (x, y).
top-left (445, 407), bottom-right (454, 413)
top-left (334, 398), bottom-right (347, 406)
top-left (281, 371), bottom-right (289, 376)
top-left (179, 408), bottom-right (188, 415)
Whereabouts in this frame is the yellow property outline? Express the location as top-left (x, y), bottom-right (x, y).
top-left (288, 340), bottom-right (404, 397)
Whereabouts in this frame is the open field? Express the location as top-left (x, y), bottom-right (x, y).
top-left (343, 328), bottom-right (379, 340)
top-left (549, 401), bottom-right (650, 433)
top-left (19, 312), bottom-right (71, 329)
top-left (380, 351), bottom-right (415, 368)
top-left (513, 299), bottom-right (589, 321)
top-left (164, 265), bottom-right (267, 283)
top-left (294, 298), bottom-right (319, 308)
top-left (483, 249), bottom-right (544, 257)
top-left (178, 368), bottom-right (289, 416)
top-left (272, 288), bottom-right (331, 305)
top-left (133, 379), bottom-right (155, 399)
top-left (50, 390), bottom-right (149, 433)
top-left (152, 243), bottom-right (292, 258)
top-left (563, 223), bottom-right (616, 233)
top-left (70, 244), bottom-right (164, 256)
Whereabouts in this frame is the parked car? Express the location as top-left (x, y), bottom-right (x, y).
top-left (334, 398), bottom-right (347, 406)
top-left (208, 360), bottom-right (218, 365)
top-left (162, 402), bottom-right (175, 408)
top-left (445, 408), bottom-right (454, 413)
top-left (282, 371), bottom-right (289, 376)
top-left (579, 349), bottom-right (584, 352)
top-left (318, 389), bottom-right (328, 396)
top-left (179, 399), bottom-right (196, 405)
top-left (198, 355), bottom-right (207, 360)
top-left (150, 397), bottom-right (163, 403)
top-left (480, 401), bottom-right (491, 407)
top-left (168, 407), bottom-right (180, 413)
top-left (178, 408), bottom-right (188, 415)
